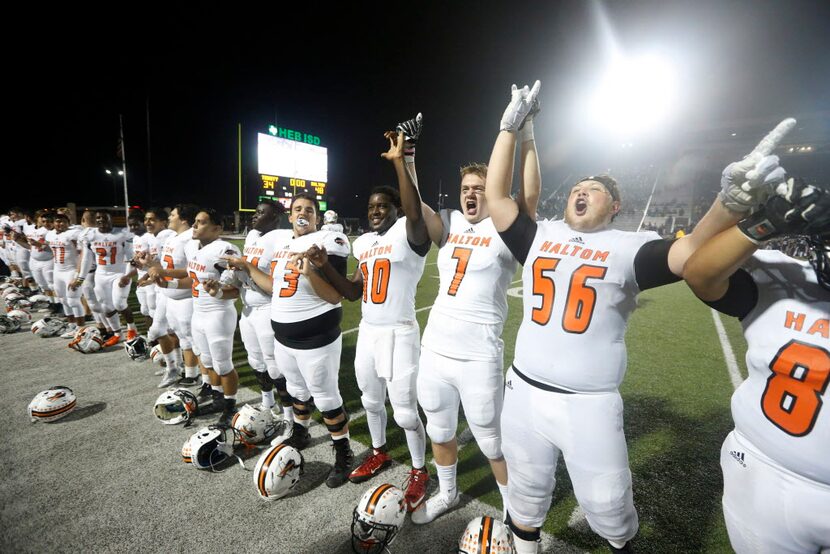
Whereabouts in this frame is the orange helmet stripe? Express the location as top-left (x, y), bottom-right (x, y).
top-left (257, 444), bottom-right (286, 497)
top-left (480, 516), bottom-right (493, 553)
top-left (366, 484), bottom-right (393, 516)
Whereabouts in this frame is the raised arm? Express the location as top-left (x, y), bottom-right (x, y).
top-left (516, 100), bottom-right (541, 219)
top-left (382, 129), bottom-right (429, 246)
top-left (486, 81), bottom-right (541, 232)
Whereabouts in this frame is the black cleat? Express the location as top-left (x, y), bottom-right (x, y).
top-left (218, 398), bottom-right (237, 427)
top-left (325, 441), bottom-right (354, 488)
top-left (178, 376), bottom-right (200, 386)
top-left (608, 541), bottom-right (634, 554)
top-left (197, 382), bottom-right (213, 400)
top-left (279, 422), bottom-right (311, 451)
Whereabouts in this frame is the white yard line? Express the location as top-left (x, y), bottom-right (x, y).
top-left (710, 309), bottom-right (744, 390)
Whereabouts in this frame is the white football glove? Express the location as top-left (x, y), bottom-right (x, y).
top-left (719, 118), bottom-right (795, 213)
top-left (500, 80), bottom-right (541, 133)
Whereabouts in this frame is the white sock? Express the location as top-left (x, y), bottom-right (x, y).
top-left (184, 365), bottom-right (199, 378)
top-left (163, 352), bottom-right (177, 369)
top-left (127, 322), bottom-right (137, 331)
top-left (201, 374), bottom-right (210, 385)
top-left (436, 461), bottom-right (458, 499)
top-left (174, 347), bottom-right (183, 367)
top-left (609, 539), bottom-right (628, 549)
top-left (211, 385), bottom-right (224, 393)
top-left (261, 390), bottom-right (275, 409)
top-left (106, 314), bottom-right (121, 334)
top-left (224, 393), bottom-right (237, 401)
top-left (283, 406), bottom-right (294, 421)
top-left (366, 408), bottom-right (387, 449)
top-left (295, 417), bottom-right (311, 428)
top-left (497, 481), bottom-right (509, 513)
top-left (405, 419), bottom-right (427, 469)
top-left (332, 432), bottom-right (349, 441)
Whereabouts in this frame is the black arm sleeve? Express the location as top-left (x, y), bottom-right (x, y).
top-left (407, 238), bottom-right (431, 258)
top-left (701, 269), bottom-right (759, 320)
top-left (634, 239), bottom-right (681, 291)
top-left (497, 212), bottom-right (538, 265)
top-left (328, 254), bottom-right (348, 277)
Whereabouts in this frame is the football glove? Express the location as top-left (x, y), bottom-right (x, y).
top-left (396, 112), bottom-right (422, 163)
top-left (719, 118), bottom-right (795, 213)
top-left (737, 178), bottom-right (830, 243)
top-left (500, 80), bottom-right (541, 133)
top-left (519, 95), bottom-right (541, 143)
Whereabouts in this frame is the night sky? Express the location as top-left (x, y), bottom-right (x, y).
top-left (10, 0), bottom-right (830, 218)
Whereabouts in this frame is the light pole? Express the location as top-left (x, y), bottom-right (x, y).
top-left (105, 169), bottom-right (124, 205)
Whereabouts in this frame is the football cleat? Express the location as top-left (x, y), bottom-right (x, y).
top-left (59, 323), bottom-right (79, 339)
top-left (403, 467), bottom-right (430, 512)
top-left (326, 442), bottom-right (354, 489)
top-left (102, 334), bottom-right (122, 348)
top-left (125, 328), bottom-right (138, 341)
top-left (177, 376), bottom-right (200, 386)
top-left (349, 449), bottom-right (392, 484)
top-left (274, 422), bottom-right (311, 450)
top-left (411, 491), bottom-right (460, 525)
top-left (157, 367), bottom-right (181, 388)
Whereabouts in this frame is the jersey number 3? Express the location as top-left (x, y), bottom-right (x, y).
top-left (531, 257), bottom-right (607, 334)
top-left (761, 339), bottom-right (830, 437)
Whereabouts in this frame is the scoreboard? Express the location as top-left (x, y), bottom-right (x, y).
top-left (241, 126), bottom-right (329, 212)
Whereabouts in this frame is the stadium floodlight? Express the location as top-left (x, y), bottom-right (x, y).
top-left (105, 169), bottom-right (112, 174)
top-left (586, 53), bottom-right (678, 136)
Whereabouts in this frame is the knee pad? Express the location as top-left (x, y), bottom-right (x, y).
top-left (148, 321), bottom-right (165, 341)
top-left (578, 469), bottom-right (635, 538)
top-left (246, 354), bottom-right (266, 373)
top-left (392, 406), bottom-right (420, 431)
top-left (255, 370), bottom-right (274, 391)
top-left (114, 298), bottom-right (129, 312)
top-left (322, 406), bottom-right (349, 433)
top-left (213, 361), bottom-right (235, 377)
top-left (139, 303), bottom-right (150, 316)
top-left (178, 337), bottom-right (192, 351)
top-left (474, 434), bottom-right (503, 460)
top-left (426, 422), bottom-right (455, 445)
top-left (360, 393), bottom-right (385, 414)
top-left (197, 349), bottom-right (212, 368)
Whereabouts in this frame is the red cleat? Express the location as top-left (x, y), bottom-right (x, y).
top-left (102, 334), bottom-right (121, 348)
top-left (403, 467), bottom-right (430, 512)
top-left (126, 329), bottom-right (138, 341)
top-left (348, 449), bottom-right (392, 484)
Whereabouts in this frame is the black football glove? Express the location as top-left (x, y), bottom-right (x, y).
top-left (738, 178), bottom-right (830, 243)
top-left (396, 112), bottom-right (423, 145)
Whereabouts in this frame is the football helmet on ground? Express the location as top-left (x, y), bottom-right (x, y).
top-left (458, 516), bottom-right (516, 554)
top-left (0, 315), bottom-right (21, 333)
top-left (351, 484), bottom-right (407, 554)
top-left (7, 309), bottom-right (32, 323)
top-left (28, 294), bottom-right (51, 310)
top-left (31, 317), bottom-right (65, 337)
top-left (187, 425), bottom-right (243, 471)
top-left (69, 326), bottom-right (104, 353)
top-left (253, 443), bottom-right (304, 500)
top-left (28, 386), bottom-right (77, 423)
top-left (125, 335), bottom-right (150, 361)
top-left (231, 403), bottom-right (281, 445)
top-left (154, 388), bottom-right (199, 425)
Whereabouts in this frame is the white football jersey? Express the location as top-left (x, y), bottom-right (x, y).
top-left (49, 228), bottom-right (82, 272)
top-left (185, 239), bottom-right (241, 312)
top-left (131, 232), bottom-right (150, 277)
top-left (29, 226), bottom-right (53, 261)
top-left (80, 228), bottom-right (134, 275)
top-left (321, 223), bottom-right (344, 233)
top-left (514, 219), bottom-right (661, 392)
top-left (148, 229), bottom-right (177, 261)
top-left (352, 217), bottom-right (426, 325)
top-left (238, 229), bottom-right (279, 309)
top-left (267, 229), bottom-right (351, 323)
top-left (160, 228), bottom-right (194, 300)
top-left (732, 250), bottom-right (830, 485)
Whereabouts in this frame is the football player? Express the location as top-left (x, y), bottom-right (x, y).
top-left (49, 213), bottom-right (85, 336)
top-left (684, 178), bottom-right (830, 554)
top-left (485, 81), bottom-right (794, 553)
top-left (137, 209), bottom-right (181, 381)
top-left (232, 200), bottom-right (295, 426)
top-left (404, 103), bottom-right (541, 525)
top-left (146, 204), bottom-right (199, 388)
top-left (181, 209), bottom-right (242, 426)
top-left (70, 210), bottom-right (109, 336)
top-left (127, 211), bottom-right (153, 327)
top-left (9, 208), bottom-right (35, 289)
top-left (225, 192), bottom-right (354, 488)
top-left (306, 126), bottom-right (430, 510)
top-left (27, 211), bottom-right (59, 313)
top-left (77, 210), bottom-right (137, 346)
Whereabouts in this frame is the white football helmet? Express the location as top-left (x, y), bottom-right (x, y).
top-left (1, 287), bottom-right (21, 299)
top-left (28, 294), bottom-right (51, 310)
top-left (0, 282), bottom-right (15, 291)
top-left (324, 210), bottom-right (338, 224)
top-left (253, 443), bottom-right (304, 500)
top-left (0, 315), bottom-right (21, 333)
top-left (31, 317), bottom-right (65, 337)
top-left (3, 291), bottom-right (24, 303)
top-left (458, 516), bottom-right (516, 554)
top-left (150, 344), bottom-right (166, 367)
top-left (351, 484), bottom-right (407, 554)
top-left (7, 309), bottom-right (32, 323)
top-left (125, 335), bottom-right (150, 361)
top-left (187, 425), bottom-right (240, 470)
top-left (69, 326), bottom-right (104, 353)
top-left (231, 404), bottom-right (279, 445)
top-left (28, 386), bottom-right (77, 423)
top-left (154, 388), bottom-right (199, 425)
top-left (9, 298), bottom-right (32, 311)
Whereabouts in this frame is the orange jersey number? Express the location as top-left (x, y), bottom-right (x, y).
top-left (531, 257), bottom-right (608, 333)
top-left (761, 340), bottom-right (830, 437)
top-left (188, 271), bottom-right (200, 297)
top-left (96, 247), bottom-right (117, 265)
top-left (279, 262), bottom-right (300, 298)
top-left (448, 247), bottom-right (472, 296)
top-left (162, 254), bottom-right (175, 282)
top-left (359, 258), bottom-right (391, 304)
top-left (52, 246), bottom-right (66, 264)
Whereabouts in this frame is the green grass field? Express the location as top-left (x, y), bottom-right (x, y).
top-left (131, 240), bottom-right (747, 553)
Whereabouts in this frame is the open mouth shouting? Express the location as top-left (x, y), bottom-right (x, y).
top-left (464, 198), bottom-right (478, 217)
top-left (574, 198), bottom-right (588, 216)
